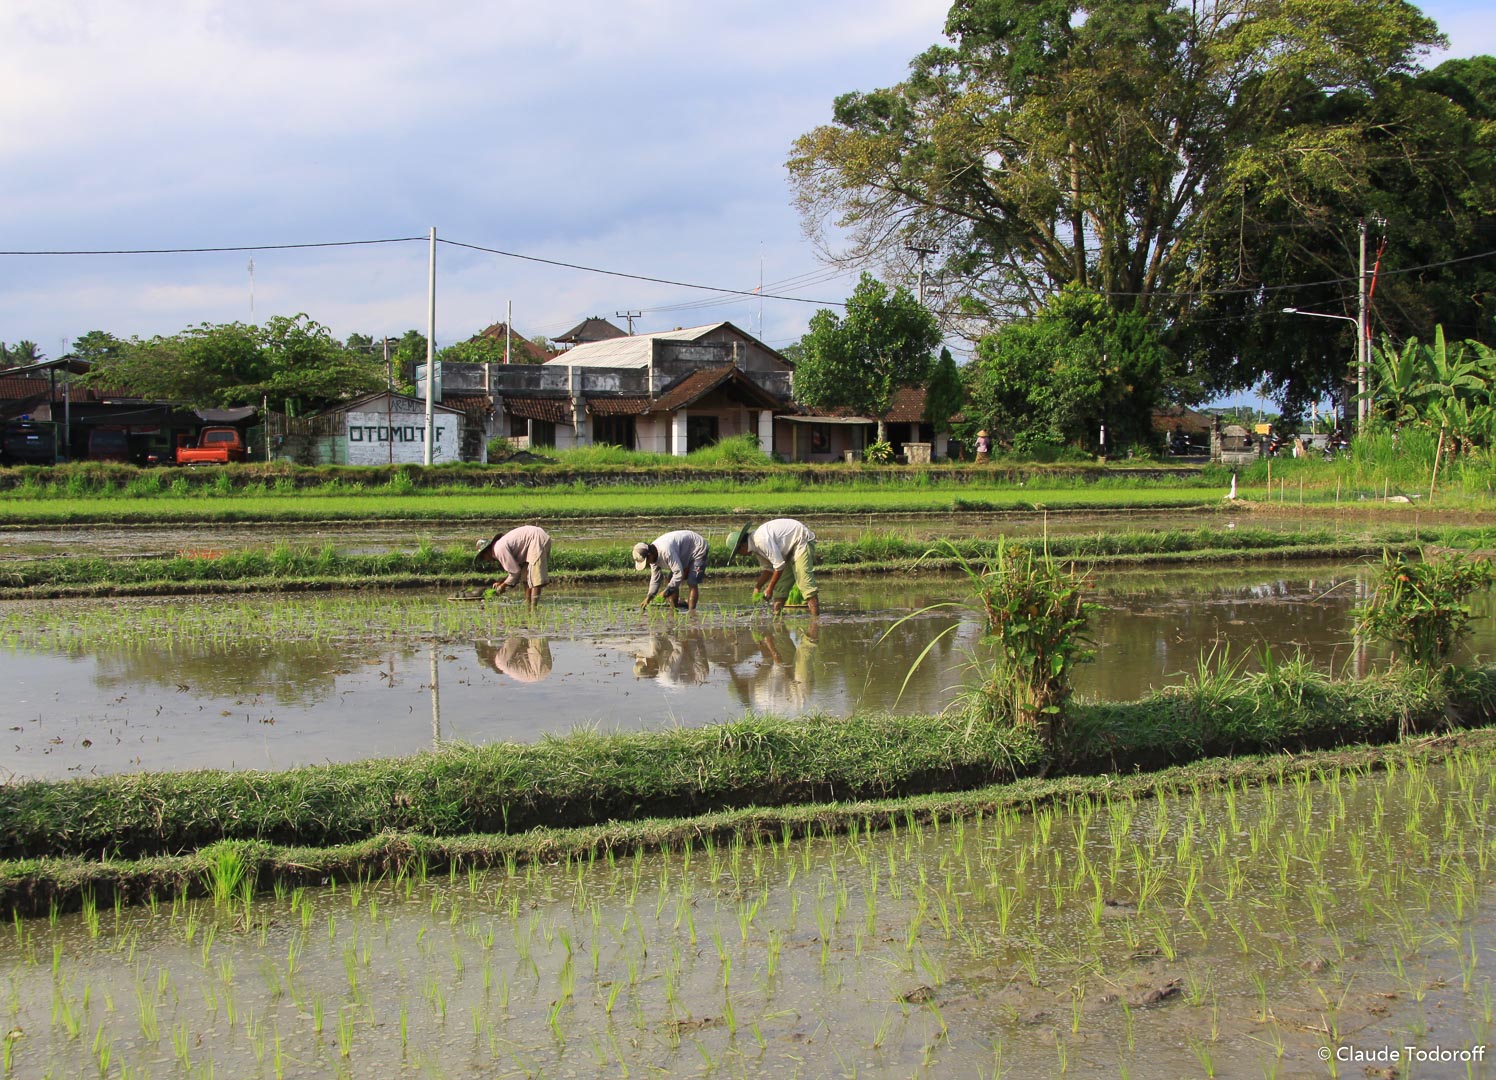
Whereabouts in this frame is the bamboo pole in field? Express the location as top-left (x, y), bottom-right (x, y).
top-left (1430, 428), bottom-right (1445, 503)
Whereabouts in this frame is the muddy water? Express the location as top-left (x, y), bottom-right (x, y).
top-left (0, 504), bottom-right (1461, 559)
top-left (4, 753), bottom-right (1493, 1077)
top-left (2, 564), bottom-right (1491, 781)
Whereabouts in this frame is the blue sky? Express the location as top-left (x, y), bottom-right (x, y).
top-left (2, 0), bottom-right (1491, 367)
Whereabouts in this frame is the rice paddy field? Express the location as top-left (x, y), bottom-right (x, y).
top-left (4, 563), bottom-right (1488, 780)
top-left (3, 486), bottom-right (1495, 1076)
top-left (3, 749), bottom-right (1494, 1078)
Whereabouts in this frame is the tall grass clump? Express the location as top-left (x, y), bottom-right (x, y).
top-left (686, 433), bottom-right (773, 467)
top-left (890, 542), bottom-right (1095, 748)
top-left (1355, 548), bottom-right (1494, 671)
top-left (970, 541), bottom-right (1094, 748)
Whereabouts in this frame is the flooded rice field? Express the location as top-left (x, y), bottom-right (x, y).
top-left (1, 562), bottom-right (1491, 782)
top-left (4, 752), bottom-right (1495, 1077)
top-left (0, 504), bottom-right (1467, 559)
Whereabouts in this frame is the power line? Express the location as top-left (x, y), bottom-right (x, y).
top-left (0, 238), bottom-right (425, 255)
top-left (436, 238), bottom-right (847, 307)
top-left (4, 233), bottom-right (1493, 309)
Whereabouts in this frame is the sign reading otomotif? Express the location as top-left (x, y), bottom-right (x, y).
top-left (344, 393), bottom-right (464, 466)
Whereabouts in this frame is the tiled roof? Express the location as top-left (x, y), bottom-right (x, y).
top-left (503, 396), bottom-right (571, 424)
top-left (439, 392), bottom-right (495, 419)
top-left (882, 386), bottom-right (928, 424)
top-left (651, 365), bottom-right (782, 413)
top-left (0, 375), bottom-right (109, 405)
top-left (555, 317), bottom-right (628, 345)
top-left (587, 396), bottom-right (652, 416)
top-left (473, 323), bottom-right (556, 363)
top-left (791, 385), bottom-right (951, 424)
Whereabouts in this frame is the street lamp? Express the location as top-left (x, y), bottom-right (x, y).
top-left (1281, 307), bottom-right (1368, 429)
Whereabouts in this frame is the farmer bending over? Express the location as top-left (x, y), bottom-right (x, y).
top-left (474, 525), bottom-right (552, 608)
top-left (726, 518), bottom-right (819, 618)
top-left (634, 530), bottom-right (709, 612)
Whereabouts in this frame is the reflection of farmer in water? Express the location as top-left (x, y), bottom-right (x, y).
top-left (726, 623), bottom-right (819, 713)
top-left (476, 637), bottom-right (553, 683)
top-left (631, 631), bottom-right (711, 686)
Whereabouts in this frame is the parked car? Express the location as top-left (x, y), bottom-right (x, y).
top-left (172, 427), bottom-right (247, 465)
top-left (1, 418), bottom-right (58, 465)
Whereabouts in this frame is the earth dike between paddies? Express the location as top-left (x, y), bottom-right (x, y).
top-left (2, 663), bottom-right (1493, 916)
top-left (0, 523), bottom-right (1482, 599)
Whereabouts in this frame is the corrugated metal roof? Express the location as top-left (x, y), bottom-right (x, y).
top-left (545, 323), bottom-right (728, 368)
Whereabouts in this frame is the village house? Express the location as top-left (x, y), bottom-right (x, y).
top-left (432, 321), bottom-right (793, 457)
top-left (430, 319), bottom-right (954, 463)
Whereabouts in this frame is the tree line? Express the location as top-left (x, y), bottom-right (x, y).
top-left (1, 321), bottom-right (553, 417)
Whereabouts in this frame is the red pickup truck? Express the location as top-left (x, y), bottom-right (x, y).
top-left (173, 427), bottom-right (247, 464)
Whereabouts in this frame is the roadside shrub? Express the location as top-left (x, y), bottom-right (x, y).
top-left (864, 440), bottom-right (894, 464)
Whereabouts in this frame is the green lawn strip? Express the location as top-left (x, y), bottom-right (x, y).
top-left (4, 703), bottom-right (1493, 918)
top-left (2, 525), bottom-right (1486, 598)
top-left (0, 486), bottom-right (1239, 526)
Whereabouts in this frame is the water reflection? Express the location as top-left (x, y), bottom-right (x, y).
top-left (1, 563), bottom-right (1490, 779)
top-left (727, 623), bottom-right (820, 713)
top-left (477, 637), bottom-right (554, 682)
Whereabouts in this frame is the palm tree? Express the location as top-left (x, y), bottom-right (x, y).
top-left (6, 340), bottom-right (44, 366)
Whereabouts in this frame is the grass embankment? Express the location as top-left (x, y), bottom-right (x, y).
top-left (2, 525), bottom-right (1490, 598)
top-left (3, 665), bottom-right (1491, 915)
top-left (0, 483), bottom-right (1229, 526)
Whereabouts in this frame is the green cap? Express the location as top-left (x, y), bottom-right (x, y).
top-left (723, 522), bottom-right (752, 564)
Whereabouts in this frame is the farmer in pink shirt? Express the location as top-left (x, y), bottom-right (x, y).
top-left (474, 525), bottom-right (552, 608)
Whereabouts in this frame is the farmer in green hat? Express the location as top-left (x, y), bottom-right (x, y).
top-left (725, 518), bottom-right (819, 618)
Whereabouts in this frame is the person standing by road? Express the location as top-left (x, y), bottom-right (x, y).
top-left (633, 530), bottom-right (710, 612)
top-left (974, 430), bottom-right (992, 463)
top-left (725, 518), bottom-right (820, 618)
top-left (474, 525), bottom-right (552, 608)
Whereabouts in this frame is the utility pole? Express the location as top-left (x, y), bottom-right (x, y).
top-left (506, 300), bottom-right (513, 364)
top-left (424, 226), bottom-right (436, 466)
top-left (1357, 218), bottom-right (1369, 430)
top-left (248, 259), bottom-right (255, 317)
top-left (906, 243), bottom-right (938, 306)
top-left (616, 311), bottom-right (641, 335)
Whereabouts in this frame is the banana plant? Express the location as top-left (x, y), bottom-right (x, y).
top-left (1367, 334), bottom-right (1428, 424)
top-left (1421, 325), bottom-right (1486, 406)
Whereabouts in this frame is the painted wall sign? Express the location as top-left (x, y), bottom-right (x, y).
top-left (345, 401), bottom-right (460, 465)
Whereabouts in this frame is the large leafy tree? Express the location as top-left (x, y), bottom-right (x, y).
top-left (924, 346), bottom-right (965, 440)
top-left (793, 273), bottom-right (941, 442)
top-left (70, 331), bottom-right (126, 365)
top-left (84, 316), bottom-right (385, 414)
top-left (964, 285), bottom-right (1172, 453)
top-left (788, 0), bottom-right (1472, 406)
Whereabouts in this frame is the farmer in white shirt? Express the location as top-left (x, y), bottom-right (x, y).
top-left (725, 518), bottom-right (820, 618)
top-left (633, 530), bottom-right (710, 612)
